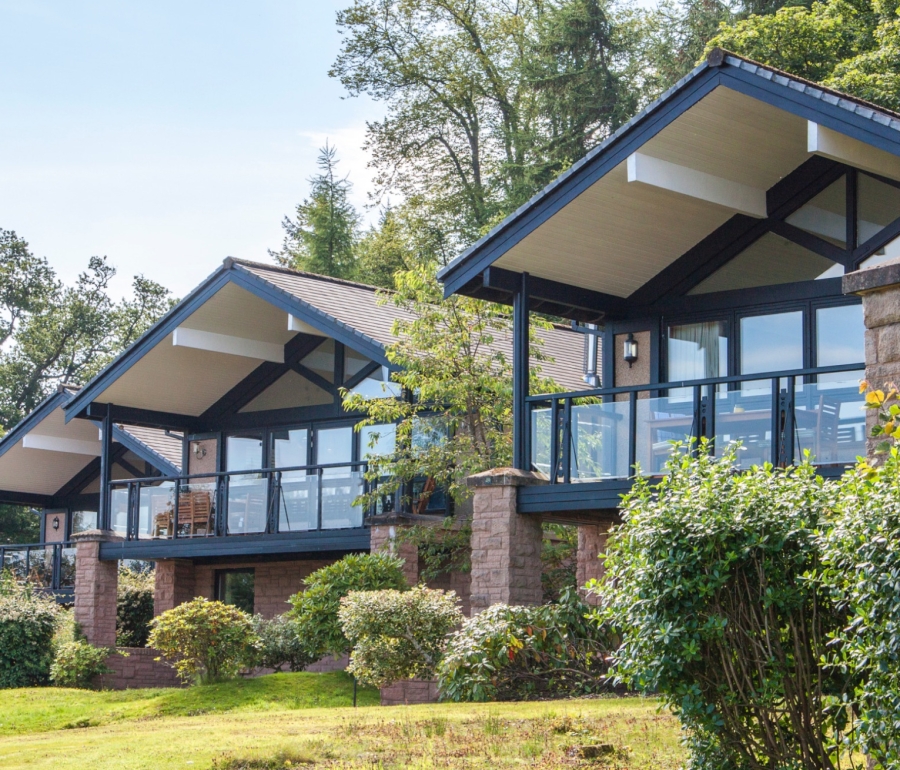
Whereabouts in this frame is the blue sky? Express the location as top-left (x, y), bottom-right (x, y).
top-left (0, 1), bottom-right (382, 298)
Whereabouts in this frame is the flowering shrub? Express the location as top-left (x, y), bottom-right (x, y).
top-left (116, 566), bottom-right (154, 648)
top-left (339, 585), bottom-right (463, 687)
top-left (250, 614), bottom-right (314, 673)
top-left (147, 598), bottom-right (258, 684)
top-left (0, 571), bottom-right (60, 688)
top-left (50, 641), bottom-right (112, 688)
top-left (437, 587), bottom-right (613, 702)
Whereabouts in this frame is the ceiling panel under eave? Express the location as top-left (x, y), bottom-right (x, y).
top-left (493, 86), bottom-right (811, 299)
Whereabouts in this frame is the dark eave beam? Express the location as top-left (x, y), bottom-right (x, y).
top-left (78, 403), bottom-right (205, 433)
top-left (0, 490), bottom-right (54, 507)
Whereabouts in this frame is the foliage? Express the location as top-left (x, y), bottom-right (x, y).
top-left (0, 229), bottom-right (174, 430)
top-left (391, 519), bottom-right (472, 582)
top-left (50, 641), bottom-right (112, 689)
top-left (0, 504), bottom-right (40, 544)
top-left (541, 523), bottom-right (577, 603)
top-left (0, 570), bottom-right (60, 688)
top-left (339, 585), bottom-right (464, 687)
top-left (147, 598), bottom-right (258, 685)
top-left (343, 265), bottom-right (559, 509)
top-left (598, 442), bottom-right (857, 770)
top-left (821, 450), bottom-right (900, 767)
top-left (437, 587), bottom-right (614, 702)
top-left (116, 565), bottom-right (155, 648)
top-left (287, 553), bottom-right (408, 661)
top-left (331, 0), bottom-right (638, 251)
top-left (707, 0), bottom-right (900, 111)
top-left (271, 143), bottom-right (360, 280)
top-left (859, 379), bottom-right (900, 453)
top-left (250, 614), bottom-right (315, 673)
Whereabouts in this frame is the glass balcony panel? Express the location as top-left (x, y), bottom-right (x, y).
top-left (110, 487), bottom-right (130, 536)
top-left (714, 388), bottom-right (774, 468)
top-left (59, 547), bottom-right (76, 588)
top-left (178, 482), bottom-right (217, 537)
top-left (320, 472), bottom-right (364, 529)
top-left (226, 474), bottom-right (268, 535)
top-left (635, 395), bottom-right (696, 475)
top-left (27, 547), bottom-right (53, 587)
top-left (793, 379), bottom-right (865, 465)
top-left (140, 482), bottom-right (177, 539)
top-left (570, 401), bottom-right (631, 480)
top-left (278, 471), bottom-right (319, 532)
top-left (3, 549), bottom-right (27, 581)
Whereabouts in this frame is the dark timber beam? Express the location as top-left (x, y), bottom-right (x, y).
top-left (344, 360), bottom-right (381, 391)
top-left (512, 272), bottom-right (530, 470)
top-left (98, 407), bottom-right (113, 530)
top-left (0, 490), bottom-right (54, 507)
top-left (81, 402), bottom-right (204, 433)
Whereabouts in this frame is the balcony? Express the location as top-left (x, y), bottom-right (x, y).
top-left (523, 364), bottom-right (865, 514)
top-left (0, 542), bottom-right (76, 599)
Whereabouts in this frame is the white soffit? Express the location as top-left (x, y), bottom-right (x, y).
top-left (172, 327), bottom-right (285, 363)
top-left (21, 435), bottom-right (101, 456)
top-left (494, 86), bottom-right (810, 298)
top-left (808, 122), bottom-right (900, 181)
top-left (288, 315), bottom-right (328, 336)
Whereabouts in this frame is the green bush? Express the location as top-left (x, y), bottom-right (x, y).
top-left (116, 566), bottom-right (155, 648)
top-left (823, 450), bottom-right (900, 767)
top-left (0, 571), bottom-right (60, 688)
top-left (287, 553), bottom-right (407, 661)
top-left (600, 442), bottom-right (851, 770)
top-left (148, 598), bottom-right (258, 684)
top-left (50, 640), bottom-right (112, 688)
top-left (250, 614), bottom-right (314, 673)
top-left (437, 587), bottom-right (613, 702)
top-left (339, 585), bottom-right (463, 688)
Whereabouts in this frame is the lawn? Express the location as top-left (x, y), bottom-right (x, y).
top-left (0, 673), bottom-right (682, 769)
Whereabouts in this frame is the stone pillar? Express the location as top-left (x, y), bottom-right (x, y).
top-left (467, 468), bottom-right (545, 614)
top-left (576, 523), bottom-right (613, 606)
top-left (368, 514), bottom-right (422, 586)
top-left (153, 559), bottom-right (197, 615)
top-left (844, 258), bottom-right (900, 456)
top-left (72, 530), bottom-right (121, 647)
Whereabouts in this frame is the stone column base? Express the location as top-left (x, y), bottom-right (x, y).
top-left (72, 530), bottom-right (121, 647)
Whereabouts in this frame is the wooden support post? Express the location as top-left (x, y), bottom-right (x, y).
top-left (98, 406), bottom-right (113, 530)
top-left (513, 272), bottom-right (530, 470)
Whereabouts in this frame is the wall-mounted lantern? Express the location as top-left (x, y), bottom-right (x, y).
top-left (623, 333), bottom-right (638, 368)
top-left (52, 516), bottom-right (61, 531)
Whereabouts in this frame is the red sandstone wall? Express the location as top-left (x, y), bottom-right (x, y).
top-left (380, 678), bottom-right (439, 705)
top-left (98, 647), bottom-right (183, 690)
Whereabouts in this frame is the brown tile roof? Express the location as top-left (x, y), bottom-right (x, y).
top-left (120, 425), bottom-right (183, 473)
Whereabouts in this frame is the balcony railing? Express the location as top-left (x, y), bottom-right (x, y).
top-left (109, 461), bottom-right (396, 542)
top-left (0, 541), bottom-right (76, 593)
top-left (529, 363), bottom-right (866, 484)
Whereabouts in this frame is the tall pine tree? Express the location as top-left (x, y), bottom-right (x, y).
top-left (272, 143), bottom-right (360, 280)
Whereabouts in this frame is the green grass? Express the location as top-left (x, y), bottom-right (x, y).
top-left (0, 674), bottom-right (682, 769)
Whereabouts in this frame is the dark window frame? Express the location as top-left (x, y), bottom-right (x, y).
top-left (215, 568), bottom-right (255, 614)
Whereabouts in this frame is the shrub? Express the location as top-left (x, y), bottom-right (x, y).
top-left (339, 585), bottom-right (463, 687)
top-left (437, 587), bottom-right (614, 702)
top-left (50, 641), bottom-right (112, 688)
top-left (147, 598), bottom-right (258, 684)
top-left (600, 442), bottom-right (852, 770)
top-left (116, 565), bottom-right (155, 648)
top-left (287, 553), bottom-right (407, 660)
top-left (250, 614), bottom-right (314, 673)
top-left (0, 571), bottom-right (60, 688)
top-left (822, 450), bottom-right (900, 766)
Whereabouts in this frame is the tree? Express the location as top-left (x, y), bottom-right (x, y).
top-left (0, 234), bottom-right (175, 431)
top-left (271, 143), bottom-right (360, 280)
top-left (356, 207), bottom-right (417, 289)
top-left (342, 264), bottom-right (559, 511)
top-left (0, 506), bottom-right (40, 545)
top-left (330, 0), bottom-right (637, 250)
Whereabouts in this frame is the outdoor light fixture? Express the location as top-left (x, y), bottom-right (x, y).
top-left (623, 333), bottom-right (638, 368)
top-left (192, 442), bottom-right (207, 459)
top-left (52, 516), bottom-right (60, 531)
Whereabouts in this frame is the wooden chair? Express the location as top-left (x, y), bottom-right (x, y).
top-left (178, 491), bottom-right (214, 536)
top-left (152, 495), bottom-right (173, 537)
top-left (414, 477), bottom-right (436, 515)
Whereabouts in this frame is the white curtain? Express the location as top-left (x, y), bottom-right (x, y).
top-left (668, 322), bottom-right (726, 382)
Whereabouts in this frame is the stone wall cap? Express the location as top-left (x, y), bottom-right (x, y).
top-left (466, 467), bottom-right (548, 488)
top-left (70, 529), bottom-right (124, 543)
top-left (843, 257), bottom-right (900, 295)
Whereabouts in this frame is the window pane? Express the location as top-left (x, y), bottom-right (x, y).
top-left (741, 311), bottom-right (803, 375)
top-left (316, 426), bottom-right (352, 474)
top-left (300, 338), bottom-right (335, 383)
top-left (226, 433), bottom-right (263, 472)
top-left (359, 424), bottom-right (396, 459)
top-left (344, 349), bottom-right (370, 382)
top-left (271, 428), bottom-right (308, 469)
top-left (71, 510), bottom-right (97, 534)
top-left (786, 177), bottom-right (847, 247)
top-left (217, 571), bottom-right (255, 614)
top-left (667, 322), bottom-right (728, 381)
top-left (689, 233), bottom-right (840, 295)
top-left (858, 173), bottom-right (900, 246)
top-left (817, 304), bottom-right (865, 384)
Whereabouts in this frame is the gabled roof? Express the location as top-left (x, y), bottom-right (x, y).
top-left (437, 49), bottom-right (900, 304)
top-left (61, 259), bottom-right (588, 422)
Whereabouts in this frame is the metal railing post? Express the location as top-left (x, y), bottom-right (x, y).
top-left (549, 399), bottom-right (560, 484)
top-left (317, 467), bottom-right (324, 531)
top-left (628, 391), bottom-right (638, 475)
top-left (562, 398), bottom-right (573, 483)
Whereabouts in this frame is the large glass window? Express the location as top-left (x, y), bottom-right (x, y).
top-left (270, 428), bottom-right (308, 469)
top-left (667, 321), bottom-right (728, 382)
top-left (71, 510), bottom-right (98, 534)
top-left (857, 173), bottom-right (900, 246)
top-left (226, 433), bottom-right (264, 472)
top-left (740, 311), bottom-right (803, 376)
top-left (316, 426), bottom-right (361, 530)
top-left (816, 304), bottom-right (865, 384)
top-left (359, 423), bottom-right (397, 459)
top-left (216, 569), bottom-right (255, 614)
top-left (272, 428), bottom-right (314, 533)
top-left (785, 177), bottom-right (847, 247)
top-left (226, 432), bottom-right (266, 535)
top-left (316, 426), bottom-right (353, 472)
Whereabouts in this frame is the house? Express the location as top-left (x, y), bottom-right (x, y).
top-left (0, 260), bottom-right (586, 675)
top-left (438, 50), bottom-right (900, 612)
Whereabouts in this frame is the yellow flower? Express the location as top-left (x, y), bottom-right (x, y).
top-left (860, 380), bottom-right (869, 394)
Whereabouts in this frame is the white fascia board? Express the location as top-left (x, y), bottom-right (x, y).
top-left (288, 315), bottom-right (328, 336)
top-left (22, 434), bottom-right (101, 456)
top-left (627, 151), bottom-right (767, 218)
top-left (808, 122), bottom-right (900, 181)
top-left (172, 327), bottom-right (284, 363)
